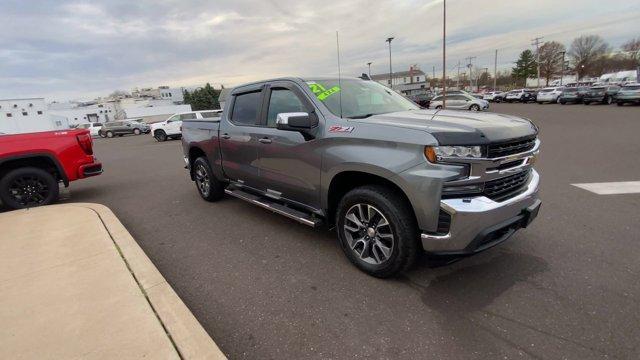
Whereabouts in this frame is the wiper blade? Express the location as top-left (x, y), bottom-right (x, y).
top-left (347, 113), bottom-right (377, 119)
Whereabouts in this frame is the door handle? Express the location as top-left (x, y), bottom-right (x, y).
top-left (221, 133), bottom-right (231, 139)
top-left (258, 137), bottom-right (272, 144)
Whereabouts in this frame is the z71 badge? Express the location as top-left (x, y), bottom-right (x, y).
top-left (328, 125), bottom-right (355, 133)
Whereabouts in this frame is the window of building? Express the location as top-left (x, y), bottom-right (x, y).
top-left (416, 76), bottom-right (421, 82)
top-left (22, 111), bottom-right (28, 116)
top-left (37, 110), bottom-right (43, 115)
top-left (55, 121), bottom-right (62, 126)
top-left (231, 91), bottom-right (262, 126)
top-left (6, 113), bottom-right (12, 117)
top-left (13, 104), bottom-right (18, 108)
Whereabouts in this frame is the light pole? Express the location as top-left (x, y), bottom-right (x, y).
top-left (442, 0), bottom-right (447, 108)
top-left (386, 37), bottom-right (394, 88)
top-left (481, 67), bottom-right (489, 91)
top-left (366, 62), bottom-right (373, 78)
top-left (559, 51), bottom-right (566, 85)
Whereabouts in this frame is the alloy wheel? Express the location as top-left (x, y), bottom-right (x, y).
top-left (8, 175), bottom-right (50, 206)
top-left (194, 164), bottom-right (210, 197)
top-left (343, 203), bottom-right (394, 265)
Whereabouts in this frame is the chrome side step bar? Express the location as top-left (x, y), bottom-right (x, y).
top-left (224, 188), bottom-right (322, 228)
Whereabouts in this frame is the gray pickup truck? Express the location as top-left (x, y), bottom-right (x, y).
top-left (181, 77), bottom-right (541, 277)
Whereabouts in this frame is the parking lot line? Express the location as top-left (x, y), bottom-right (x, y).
top-left (571, 181), bottom-right (640, 195)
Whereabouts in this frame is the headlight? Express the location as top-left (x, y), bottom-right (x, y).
top-left (425, 145), bottom-right (483, 162)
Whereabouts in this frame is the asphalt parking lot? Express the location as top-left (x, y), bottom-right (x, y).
top-left (22, 103), bottom-right (640, 359)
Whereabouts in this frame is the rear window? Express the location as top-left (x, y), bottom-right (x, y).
top-left (539, 88), bottom-right (553, 93)
top-left (231, 91), bottom-right (261, 126)
top-left (180, 113), bottom-right (197, 120)
top-left (623, 85), bottom-right (640, 90)
top-left (200, 111), bottom-right (222, 118)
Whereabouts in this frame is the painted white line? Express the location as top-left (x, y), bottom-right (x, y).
top-left (572, 181), bottom-right (640, 195)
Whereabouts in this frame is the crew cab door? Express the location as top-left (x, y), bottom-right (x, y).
top-left (219, 85), bottom-right (264, 188)
top-left (251, 81), bottom-right (322, 209)
top-left (165, 114), bottom-right (181, 135)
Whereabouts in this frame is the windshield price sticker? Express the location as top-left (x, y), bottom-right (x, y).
top-left (307, 82), bottom-right (341, 101)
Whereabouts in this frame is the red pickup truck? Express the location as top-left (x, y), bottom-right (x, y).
top-left (0, 129), bottom-right (102, 209)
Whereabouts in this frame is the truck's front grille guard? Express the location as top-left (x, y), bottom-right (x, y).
top-left (439, 138), bottom-right (540, 202)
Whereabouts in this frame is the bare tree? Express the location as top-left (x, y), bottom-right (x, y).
top-left (621, 37), bottom-right (640, 66)
top-left (538, 41), bottom-right (566, 86)
top-left (568, 35), bottom-right (610, 78)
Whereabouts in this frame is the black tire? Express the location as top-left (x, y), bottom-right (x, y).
top-left (106, 131), bottom-right (114, 138)
top-left (583, 101), bottom-right (590, 105)
top-left (0, 167), bottom-right (59, 210)
top-left (605, 96), bottom-right (613, 105)
top-left (560, 100), bottom-right (566, 105)
top-left (469, 104), bottom-right (480, 111)
top-left (154, 130), bottom-right (167, 142)
top-left (435, 105), bottom-right (443, 110)
top-left (335, 185), bottom-right (419, 278)
top-left (617, 101), bottom-right (624, 106)
top-left (192, 157), bottom-right (225, 201)
top-left (133, 128), bottom-right (141, 135)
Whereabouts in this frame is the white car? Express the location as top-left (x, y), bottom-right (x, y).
top-left (536, 87), bottom-right (563, 104)
top-left (75, 122), bottom-right (103, 137)
top-left (429, 93), bottom-right (489, 111)
top-left (483, 91), bottom-right (505, 102)
top-left (150, 110), bottom-right (222, 142)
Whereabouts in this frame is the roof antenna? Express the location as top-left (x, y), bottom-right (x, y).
top-left (336, 31), bottom-right (343, 118)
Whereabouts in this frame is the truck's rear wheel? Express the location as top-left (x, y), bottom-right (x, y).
top-left (193, 157), bottom-right (224, 201)
top-left (154, 130), bottom-right (167, 142)
top-left (336, 185), bottom-right (419, 278)
top-left (0, 167), bottom-right (59, 210)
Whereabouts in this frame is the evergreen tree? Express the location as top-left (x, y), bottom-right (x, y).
top-left (512, 50), bottom-right (537, 87)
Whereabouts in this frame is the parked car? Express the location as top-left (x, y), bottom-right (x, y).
top-left (75, 122), bottom-right (103, 137)
top-left (615, 84), bottom-right (640, 106)
top-left (99, 120), bottom-right (150, 138)
top-left (0, 129), bottom-right (102, 209)
top-left (505, 89), bottom-right (535, 103)
top-left (536, 87), bottom-right (563, 104)
top-left (559, 87), bottom-right (589, 104)
top-left (407, 93), bottom-right (434, 108)
top-left (150, 110), bottom-right (222, 142)
top-left (429, 94), bottom-right (489, 111)
top-left (583, 85), bottom-right (620, 105)
top-left (181, 76), bottom-right (541, 277)
top-left (483, 91), bottom-right (505, 102)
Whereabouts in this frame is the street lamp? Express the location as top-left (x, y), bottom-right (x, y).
top-left (366, 62), bottom-right (373, 78)
top-left (386, 37), bottom-right (394, 88)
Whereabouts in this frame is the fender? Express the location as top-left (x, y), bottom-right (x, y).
top-left (0, 152), bottom-right (69, 186)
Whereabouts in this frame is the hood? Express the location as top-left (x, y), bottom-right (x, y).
top-left (352, 109), bottom-right (538, 145)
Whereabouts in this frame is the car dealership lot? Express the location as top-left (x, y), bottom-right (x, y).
top-left (12, 103), bottom-right (639, 359)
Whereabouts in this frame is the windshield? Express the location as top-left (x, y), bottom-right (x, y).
top-left (305, 78), bottom-right (418, 119)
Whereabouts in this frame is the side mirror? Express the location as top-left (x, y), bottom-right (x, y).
top-left (276, 112), bottom-right (317, 131)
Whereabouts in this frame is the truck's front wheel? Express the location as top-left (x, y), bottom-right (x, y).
top-left (336, 185), bottom-right (419, 278)
top-left (0, 167), bottom-right (59, 209)
top-left (193, 157), bottom-right (224, 201)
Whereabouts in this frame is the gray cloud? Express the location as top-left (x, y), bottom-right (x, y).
top-left (0, 0), bottom-right (639, 101)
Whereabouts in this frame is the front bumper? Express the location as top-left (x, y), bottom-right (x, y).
top-left (421, 169), bottom-right (540, 254)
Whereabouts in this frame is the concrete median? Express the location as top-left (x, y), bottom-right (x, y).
top-left (0, 203), bottom-right (226, 360)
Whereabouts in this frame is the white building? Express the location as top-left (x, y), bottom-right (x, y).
top-left (0, 98), bottom-right (69, 134)
top-left (132, 86), bottom-right (184, 104)
top-left (48, 101), bottom-right (118, 126)
top-left (123, 104), bottom-right (192, 124)
top-left (371, 65), bottom-right (427, 88)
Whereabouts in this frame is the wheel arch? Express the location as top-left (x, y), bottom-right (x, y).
top-left (187, 146), bottom-right (207, 180)
top-left (0, 153), bottom-right (68, 186)
top-left (325, 170), bottom-right (418, 227)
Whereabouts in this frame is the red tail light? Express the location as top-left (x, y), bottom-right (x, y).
top-left (76, 132), bottom-right (94, 155)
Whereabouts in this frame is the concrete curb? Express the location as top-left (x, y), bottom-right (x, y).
top-left (72, 203), bottom-right (226, 360)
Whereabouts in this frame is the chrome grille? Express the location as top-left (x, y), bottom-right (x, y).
top-left (487, 137), bottom-right (536, 158)
top-left (483, 170), bottom-right (531, 201)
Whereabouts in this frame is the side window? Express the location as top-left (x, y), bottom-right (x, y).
top-left (94, 123), bottom-right (102, 127)
top-left (266, 89), bottom-right (306, 127)
top-left (167, 115), bottom-right (180, 122)
top-left (201, 111), bottom-right (222, 118)
top-left (180, 113), bottom-right (197, 120)
top-left (231, 91), bottom-right (261, 126)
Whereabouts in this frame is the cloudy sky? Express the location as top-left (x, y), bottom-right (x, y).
top-left (1, 0), bottom-right (639, 101)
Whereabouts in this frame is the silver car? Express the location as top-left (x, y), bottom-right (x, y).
top-left (429, 93), bottom-right (489, 111)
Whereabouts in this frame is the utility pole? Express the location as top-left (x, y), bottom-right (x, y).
top-left (366, 62), bottom-right (373, 77)
top-left (559, 51), bottom-right (565, 85)
top-left (465, 56), bottom-right (476, 91)
top-left (481, 67), bottom-right (489, 91)
top-left (531, 36), bottom-right (543, 88)
top-left (456, 61), bottom-right (461, 89)
top-left (386, 37), bottom-right (394, 88)
top-left (442, 0), bottom-right (447, 108)
top-left (493, 49), bottom-right (498, 90)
